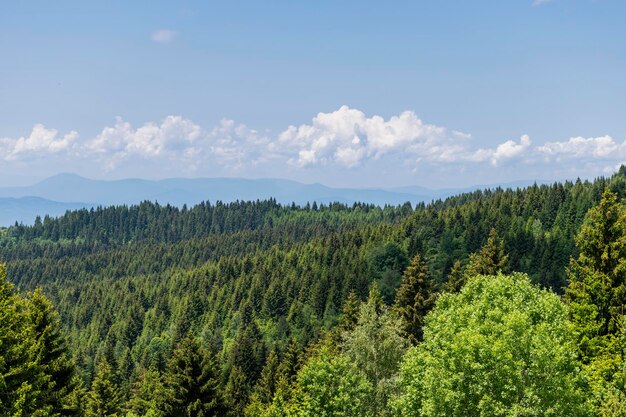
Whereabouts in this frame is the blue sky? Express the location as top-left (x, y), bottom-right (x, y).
top-left (1, 0), bottom-right (625, 188)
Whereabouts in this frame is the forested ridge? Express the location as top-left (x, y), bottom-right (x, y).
top-left (3, 169), bottom-right (626, 415)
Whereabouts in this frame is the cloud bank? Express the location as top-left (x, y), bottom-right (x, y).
top-left (1, 106), bottom-right (624, 184)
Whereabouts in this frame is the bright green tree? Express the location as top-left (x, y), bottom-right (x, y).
top-left (393, 253), bottom-right (435, 343)
top-left (394, 273), bottom-right (591, 417)
top-left (344, 287), bottom-right (406, 416)
top-left (565, 190), bottom-right (626, 413)
top-left (294, 347), bottom-right (372, 417)
top-left (0, 263), bottom-right (41, 416)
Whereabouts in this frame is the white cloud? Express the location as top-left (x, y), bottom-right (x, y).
top-left (88, 116), bottom-right (202, 169)
top-left (470, 135), bottom-right (532, 166)
top-left (277, 105), bottom-right (463, 167)
top-left (532, 0), bottom-right (553, 6)
top-left (1, 124), bottom-right (78, 161)
top-left (151, 29), bottom-right (177, 44)
top-left (537, 135), bottom-right (626, 161)
top-left (2, 108), bottom-right (625, 183)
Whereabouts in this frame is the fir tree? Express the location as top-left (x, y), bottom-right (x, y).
top-left (338, 291), bottom-right (361, 333)
top-left (223, 366), bottom-right (250, 417)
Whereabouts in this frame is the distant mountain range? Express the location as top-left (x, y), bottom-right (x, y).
top-left (0, 173), bottom-right (549, 226)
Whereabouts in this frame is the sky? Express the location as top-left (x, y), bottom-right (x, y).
top-left (1, 0), bottom-right (626, 188)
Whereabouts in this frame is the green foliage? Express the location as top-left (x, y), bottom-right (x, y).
top-left (293, 347), bottom-right (373, 417)
top-left (0, 263), bottom-right (81, 417)
top-left (343, 287), bottom-right (406, 416)
top-left (567, 190), bottom-right (626, 354)
top-left (464, 227), bottom-right (509, 278)
top-left (27, 287), bottom-right (81, 416)
top-left (126, 368), bottom-right (167, 417)
top-left (394, 273), bottom-right (591, 417)
top-left (85, 359), bottom-right (122, 417)
top-left (393, 253), bottom-right (435, 342)
top-left (1, 172), bottom-right (624, 414)
top-left (162, 335), bottom-right (225, 417)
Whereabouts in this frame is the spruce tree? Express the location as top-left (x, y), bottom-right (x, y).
top-left (338, 291), bottom-right (361, 333)
top-left (567, 190), bottom-right (626, 345)
top-left (85, 359), bottom-right (122, 417)
top-left (126, 368), bottom-right (166, 417)
top-left (443, 259), bottom-right (465, 293)
top-left (27, 287), bottom-right (81, 416)
top-left (163, 335), bottom-right (225, 417)
top-left (393, 253), bottom-right (435, 343)
top-left (252, 348), bottom-right (280, 405)
top-left (465, 228), bottom-right (509, 277)
top-left (223, 365), bottom-right (249, 417)
top-left (0, 263), bottom-right (41, 416)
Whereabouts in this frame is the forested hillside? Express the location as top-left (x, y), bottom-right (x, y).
top-left (3, 169), bottom-right (626, 415)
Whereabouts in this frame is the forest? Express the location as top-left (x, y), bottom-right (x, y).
top-left (3, 168), bottom-right (626, 416)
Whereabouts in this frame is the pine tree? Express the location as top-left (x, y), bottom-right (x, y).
top-left (163, 335), bottom-right (225, 417)
top-left (85, 359), bottom-right (122, 417)
top-left (393, 253), bottom-right (435, 343)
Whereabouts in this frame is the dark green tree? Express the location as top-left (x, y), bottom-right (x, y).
top-left (27, 287), bottom-right (81, 416)
top-left (465, 227), bottom-right (510, 277)
top-left (163, 335), bottom-right (225, 417)
top-left (393, 253), bottom-right (435, 343)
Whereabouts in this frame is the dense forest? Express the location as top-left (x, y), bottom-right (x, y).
top-left (3, 168), bottom-right (626, 416)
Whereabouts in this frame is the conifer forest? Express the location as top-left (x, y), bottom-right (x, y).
top-left (4, 169), bottom-right (626, 416)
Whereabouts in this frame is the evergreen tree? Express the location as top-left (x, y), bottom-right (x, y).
top-left (443, 259), bottom-right (465, 293)
top-left (567, 190), bottom-right (626, 349)
top-left (27, 287), bottom-right (81, 416)
top-left (565, 190), bottom-right (626, 411)
top-left (224, 366), bottom-right (250, 417)
top-left (163, 335), bottom-right (225, 417)
top-left (393, 253), bottom-right (435, 343)
top-left (85, 359), bottom-right (122, 417)
top-left (126, 368), bottom-right (167, 417)
top-left (338, 290), bottom-right (360, 333)
top-left (251, 348), bottom-right (280, 405)
top-left (465, 228), bottom-right (510, 277)
top-left (0, 263), bottom-right (41, 416)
